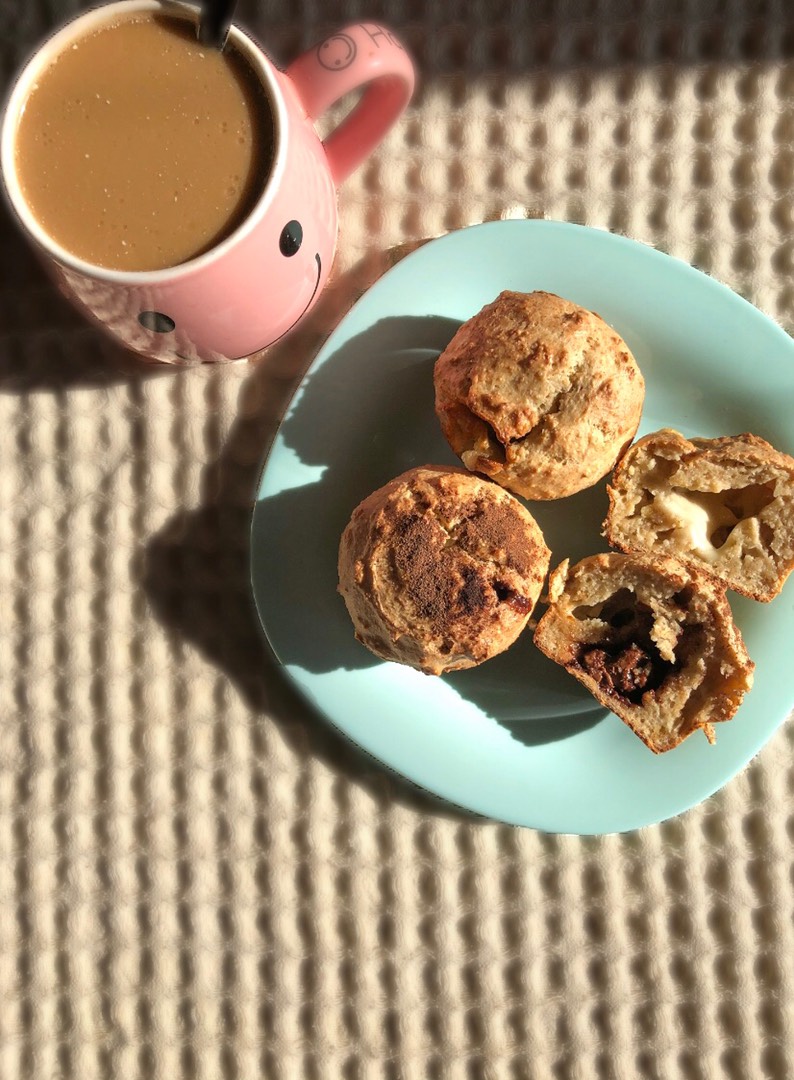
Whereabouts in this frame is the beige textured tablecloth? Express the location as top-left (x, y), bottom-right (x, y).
top-left (2, 1), bottom-right (794, 1077)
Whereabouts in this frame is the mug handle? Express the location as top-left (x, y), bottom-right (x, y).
top-left (286, 23), bottom-right (415, 186)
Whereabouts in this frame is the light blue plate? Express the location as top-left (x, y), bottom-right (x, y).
top-left (250, 219), bottom-right (794, 834)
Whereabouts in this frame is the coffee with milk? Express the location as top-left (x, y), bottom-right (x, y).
top-left (14, 11), bottom-right (274, 271)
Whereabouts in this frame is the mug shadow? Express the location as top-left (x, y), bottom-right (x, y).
top-left (141, 244), bottom-right (501, 820)
top-left (0, 200), bottom-right (177, 392)
top-left (142, 240), bottom-right (606, 827)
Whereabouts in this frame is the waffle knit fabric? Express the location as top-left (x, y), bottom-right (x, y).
top-left (1, 1), bottom-right (794, 1077)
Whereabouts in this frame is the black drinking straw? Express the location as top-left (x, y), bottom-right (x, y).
top-left (197, 0), bottom-right (238, 48)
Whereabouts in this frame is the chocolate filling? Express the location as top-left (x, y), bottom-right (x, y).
top-left (493, 580), bottom-right (533, 613)
top-left (571, 590), bottom-right (698, 705)
top-left (578, 640), bottom-right (676, 705)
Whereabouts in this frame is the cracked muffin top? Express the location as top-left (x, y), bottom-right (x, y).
top-left (337, 465), bottom-right (550, 675)
top-left (433, 290), bottom-right (645, 500)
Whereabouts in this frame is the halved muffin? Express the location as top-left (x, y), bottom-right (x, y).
top-left (433, 290), bottom-right (645, 499)
top-left (605, 428), bottom-right (794, 601)
top-left (533, 552), bottom-right (754, 753)
top-left (338, 466), bottom-right (550, 674)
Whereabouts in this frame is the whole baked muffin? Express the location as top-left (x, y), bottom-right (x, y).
top-left (534, 552), bottom-right (754, 752)
top-left (434, 290), bottom-right (645, 499)
top-left (338, 465), bottom-right (551, 674)
top-left (605, 428), bottom-right (794, 602)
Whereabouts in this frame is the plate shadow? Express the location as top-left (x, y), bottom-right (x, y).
top-left (252, 313), bottom-right (462, 675)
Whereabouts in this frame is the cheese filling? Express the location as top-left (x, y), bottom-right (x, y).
top-left (650, 482), bottom-right (775, 562)
top-left (653, 490), bottom-right (735, 560)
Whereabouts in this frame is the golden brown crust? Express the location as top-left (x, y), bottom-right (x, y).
top-left (433, 290), bottom-right (645, 500)
top-left (338, 466), bottom-right (551, 675)
top-left (533, 552), bottom-right (754, 752)
top-left (605, 428), bottom-right (794, 602)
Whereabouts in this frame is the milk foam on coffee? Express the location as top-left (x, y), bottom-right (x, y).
top-left (15, 12), bottom-right (273, 271)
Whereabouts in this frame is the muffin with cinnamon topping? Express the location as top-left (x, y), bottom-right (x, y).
top-left (338, 466), bottom-right (551, 674)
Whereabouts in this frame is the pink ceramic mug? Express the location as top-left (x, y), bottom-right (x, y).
top-left (1, 1), bottom-right (415, 364)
